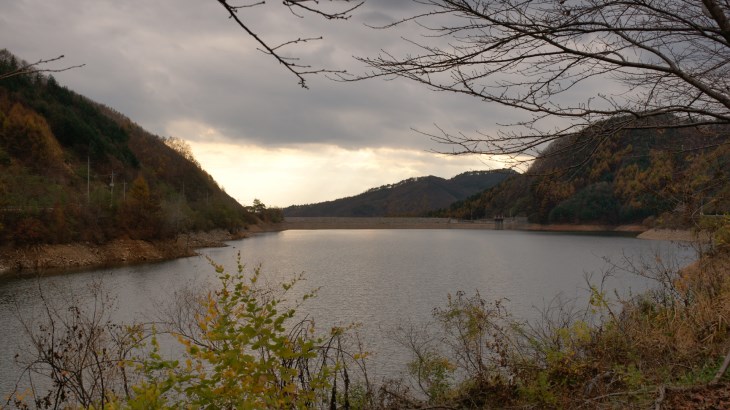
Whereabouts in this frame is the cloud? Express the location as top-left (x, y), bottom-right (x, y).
top-left (3, 1), bottom-right (496, 142)
top-left (0, 0), bottom-right (542, 204)
top-left (187, 139), bottom-right (510, 207)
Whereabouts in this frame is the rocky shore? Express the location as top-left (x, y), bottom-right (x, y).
top-left (0, 228), bottom-right (266, 277)
top-left (637, 228), bottom-right (710, 242)
top-left (0, 219), bottom-right (701, 277)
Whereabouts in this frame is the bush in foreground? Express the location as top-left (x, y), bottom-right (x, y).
top-left (389, 243), bottom-right (730, 408)
top-left (9, 257), bottom-right (369, 409)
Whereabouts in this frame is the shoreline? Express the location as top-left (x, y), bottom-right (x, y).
top-left (280, 217), bottom-right (649, 234)
top-left (280, 217), bottom-right (704, 242)
top-left (636, 228), bottom-right (710, 242)
top-left (0, 224), bottom-right (284, 278)
top-left (0, 219), bottom-right (698, 278)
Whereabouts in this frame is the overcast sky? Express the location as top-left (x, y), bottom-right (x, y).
top-left (0, 0), bottom-right (526, 207)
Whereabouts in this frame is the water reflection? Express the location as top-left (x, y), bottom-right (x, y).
top-left (0, 229), bottom-right (696, 396)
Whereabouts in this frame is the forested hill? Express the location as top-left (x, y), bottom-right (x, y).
top-left (434, 117), bottom-right (730, 227)
top-left (0, 51), bottom-right (268, 246)
top-left (284, 170), bottom-right (515, 217)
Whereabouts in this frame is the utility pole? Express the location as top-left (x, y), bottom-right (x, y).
top-left (87, 156), bottom-right (90, 205)
top-left (109, 170), bottom-right (115, 208)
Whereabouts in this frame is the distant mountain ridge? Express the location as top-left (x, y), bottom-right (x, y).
top-left (284, 170), bottom-right (516, 217)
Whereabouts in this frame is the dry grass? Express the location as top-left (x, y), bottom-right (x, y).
top-left (388, 246), bottom-right (730, 409)
top-left (615, 252), bottom-right (730, 373)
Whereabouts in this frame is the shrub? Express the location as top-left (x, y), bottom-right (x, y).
top-left (131, 258), bottom-right (361, 409)
top-left (10, 257), bottom-right (370, 409)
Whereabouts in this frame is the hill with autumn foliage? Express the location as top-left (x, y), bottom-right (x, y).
top-left (0, 51), bottom-right (275, 248)
top-left (433, 117), bottom-right (730, 226)
top-left (284, 170), bottom-right (515, 217)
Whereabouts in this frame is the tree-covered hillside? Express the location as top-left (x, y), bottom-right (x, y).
top-left (435, 117), bottom-right (730, 226)
top-left (0, 51), bottom-right (264, 246)
top-left (284, 170), bottom-right (515, 217)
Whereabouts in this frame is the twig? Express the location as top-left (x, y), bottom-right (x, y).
top-left (0, 55), bottom-right (84, 80)
top-left (215, 0), bottom-right (356, 88)
top-left (655, 385), bottom-right (666, 410)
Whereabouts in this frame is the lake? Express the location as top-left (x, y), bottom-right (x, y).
top-left (0, 229), bottom-right (696, 397)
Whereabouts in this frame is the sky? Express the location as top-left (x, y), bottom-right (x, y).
top-left (0, 0), bottom-right (529, 207)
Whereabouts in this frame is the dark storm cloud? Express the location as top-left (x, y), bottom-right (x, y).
top-left (0, 0), bottom-right (521, 151)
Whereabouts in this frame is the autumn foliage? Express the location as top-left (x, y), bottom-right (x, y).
top-left (438, 119), bottom-right (730, 227)
top-left (0, 50), bottom-right (257, 246)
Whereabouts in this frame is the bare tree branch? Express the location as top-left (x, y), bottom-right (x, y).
top-left (0, 53), bottom-right (84, 80)
top-left (215, 0), bottom-right (363, 88)
top-left (342, 0), bottom-right (730, 160)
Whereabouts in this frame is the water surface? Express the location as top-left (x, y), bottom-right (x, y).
top-left (0, 229), bottom-right (695, 396)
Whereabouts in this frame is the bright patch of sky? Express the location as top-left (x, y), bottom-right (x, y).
top-left (0, 0), bottom-right (543, 206)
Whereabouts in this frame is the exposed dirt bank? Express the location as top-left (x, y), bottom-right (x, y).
top-left (282, 217), bottom-right (713, 241)
top-left (0, 227), bottom-right (282, 277)
top-left (637, 228), bottom-right (710, 242)
top-left (520, 223), bottom-right (646, 233)
top-left (280, 217), bottom-right (454, 230)
top-left (282, 217), bottom-right (650, 235)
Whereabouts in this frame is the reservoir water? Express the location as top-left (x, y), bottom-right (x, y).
top-left (0, 229), bottom-right (696, 397)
